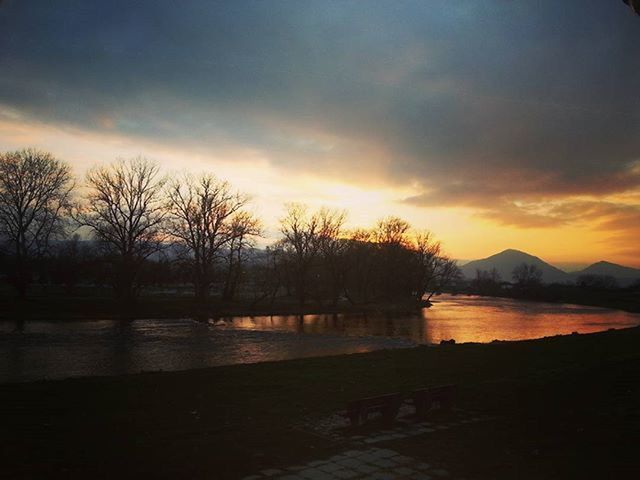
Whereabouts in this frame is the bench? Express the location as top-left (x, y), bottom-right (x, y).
top-left (411, 384), bottom-right (457, 418)
top-left (346, 393), bottom-right (403, 427)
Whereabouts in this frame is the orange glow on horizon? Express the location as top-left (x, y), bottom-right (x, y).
top-left (0, 112), bottom-right (638, 269)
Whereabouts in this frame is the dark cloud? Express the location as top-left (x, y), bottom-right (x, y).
top-left (1, 0), bottom-right (639, 206)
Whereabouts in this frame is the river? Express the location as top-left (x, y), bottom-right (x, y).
top-left (1, 295), bottom-right (638, 383)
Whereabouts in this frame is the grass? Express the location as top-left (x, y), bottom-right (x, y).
top-left (1, 326), bottom-right (640, 479)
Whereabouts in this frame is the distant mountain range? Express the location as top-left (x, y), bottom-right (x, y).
top-left (459, 249), bottom-right (640, 286)
top-left (576, 261), bottom-right (640, 286)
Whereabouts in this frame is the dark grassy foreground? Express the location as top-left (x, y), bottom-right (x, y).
top-left (1, 327), bottom-right (640, 479)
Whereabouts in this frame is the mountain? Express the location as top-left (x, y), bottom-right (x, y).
top-left (460, 249), bottom-right (570, 284)
top-left (571, 261), bottom-right (640, 287)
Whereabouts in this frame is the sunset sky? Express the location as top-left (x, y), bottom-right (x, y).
top-left (1, 1), bottom-right (639, 268)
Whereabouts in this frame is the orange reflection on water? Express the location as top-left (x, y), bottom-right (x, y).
top-left (225, 295), bottom-right (640, 344)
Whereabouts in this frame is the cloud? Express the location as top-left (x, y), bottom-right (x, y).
top-left (1, 0), bottom-right (639, 243)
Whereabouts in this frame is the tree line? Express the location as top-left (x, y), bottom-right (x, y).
top-left (470, 264), bottom-right (634, 296)
top-left (0, 148), bottom-right (460, 311)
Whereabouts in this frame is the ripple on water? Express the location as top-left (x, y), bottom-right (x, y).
top-left (1, 294), bottom-right (638, 383)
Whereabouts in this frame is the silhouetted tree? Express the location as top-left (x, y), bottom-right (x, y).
top-left (279, 203), bottom-right (322, 306)
top-left (343, 228), bottom-right (376, 304)
top-left (50, 234), bottom-right (84, 293)
top-left (166, 173), bottom-right (257, 304)
top-left (412, 231), bottom-right (442, 301)
top-left (472, 268), bottom-right (502, 295)
top-left (340, 219), bottom-right (458, 305)
top-left (373, 216), bottom-right (414, 299)
top-left (512, 263), bottom-right (543, 288)
top-left (312, 208), bottom-right (347, 305)
top-left (0, 148), bottom-right (74, 297)
top-left (250, 243), bottom-right (288, 307)
top-left (424, 256), bottom-right (461, 300)
top-left (76, 157), bottom-right (167, 304)
top-left (374, 216), bottom-right (411, 246)
top-left (576, 274), bottom-right (619, 290)
top-left (222, 211), bottom-right (262, 302)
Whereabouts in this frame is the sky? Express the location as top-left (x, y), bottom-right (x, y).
top-left (1, 0), bottom-right (639, 268)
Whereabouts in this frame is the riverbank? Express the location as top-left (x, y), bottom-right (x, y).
top-left (461, 283), bottom-right (640, 313)
top-left (0, 284), bottom-right (426, 321)
top-left (2, 282), bottom-right (639, 324)
top-left (2, 326), bottom-right (639, 479)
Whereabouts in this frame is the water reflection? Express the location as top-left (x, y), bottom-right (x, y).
top-left (1, 295), bottom-right (638, 383)
top-left (0, 318), bottom-right (415, 383)
top-left (225, 295), bottom-right (640, 344)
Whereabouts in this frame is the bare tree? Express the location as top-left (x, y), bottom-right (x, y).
top-left (76, 157), bottom-right (166, 303)
top-left (512, 263), bottom-right (543, 288)
top-left (250, 242), bottom-right (288, 308)
top-left (373, 216), bottom-right (414, 299)
top-left (426, 256), bottom-right (460, 300)
top-left (222, 211), bottom-right (262, 302)
top-left (0, 148), bottom-right (74, 297)
top-left (343, 228), bottom-right (376, 304)
top-left (576, 274), bottom-right (619, 290)
top-left (374, 216), bottom-right (411, 246)
top-left (166, 173), bottom-right (256, 303)
top-left (472, 268), bottom-right (502, 295)
top-left (315, 207), bottom-right (347, 305)
top-left (279, 203), bottom-right (321, 306)
top-left (412, 231), bottom-right (442, 301)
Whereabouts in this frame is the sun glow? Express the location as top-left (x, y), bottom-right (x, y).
top-left (1, 107), bottom-right (638, 267)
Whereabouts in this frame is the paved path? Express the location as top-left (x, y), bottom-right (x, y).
top-left (242, 412), bottom-right (494, 480)
top-left (244, 446), bottom-right (458, 480)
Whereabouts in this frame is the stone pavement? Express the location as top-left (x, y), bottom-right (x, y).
top-left (242, 412), bottom-right (494, 480)
top-left (243, 446), bottom-right (463, 479)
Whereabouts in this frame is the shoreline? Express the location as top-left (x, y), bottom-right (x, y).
top-left (2, 287), bottom-right (639, 322)
top-left (0, 290), bottom-right (430, 321)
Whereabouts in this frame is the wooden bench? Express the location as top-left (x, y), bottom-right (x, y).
top-left (346, 393), bottom-right (403, 427)
top-left (411, 384), bottom-right (457, 418)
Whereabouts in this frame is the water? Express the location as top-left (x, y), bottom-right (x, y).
top-left (1, 295), bottom-right (638, 383)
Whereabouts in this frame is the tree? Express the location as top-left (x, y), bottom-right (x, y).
top-left (279, 203), bottom-right (321, 306)
top-left (576, 274), bottom-right (619, 290)
top-left (411, 231), bottom-right (442, 301)
top-left (424, 256), bottom-right (461, 300)
top-left (343, 228), bottom-right (376, 304)
top-left (51, 234), bottom-right (85, 294)
top-left (166, 173), bottom-right (257, 303)
top-left (222, 211), bottom-right (262, 302)
top-left (472, 268), bottom-right (502, 295)
top-left (313, 208), bottom-right (347, 305)
top-left (250, 243), bottom-right (288, 307)
top-left (374, 216), bottom-right (411, 246)
top-left (0, 148), bottom-right (74, 297)
top-left (512, 263), bottom-right (543, 288)
top-left (77, 157), bottom-right (166, 303)
top-left (374, 216), bottom-right (414, 299)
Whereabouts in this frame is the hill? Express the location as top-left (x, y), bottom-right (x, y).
top-left (572, 261), bottom-right (640, 287)
top-left (460, 249), bottom-right (569, 284)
